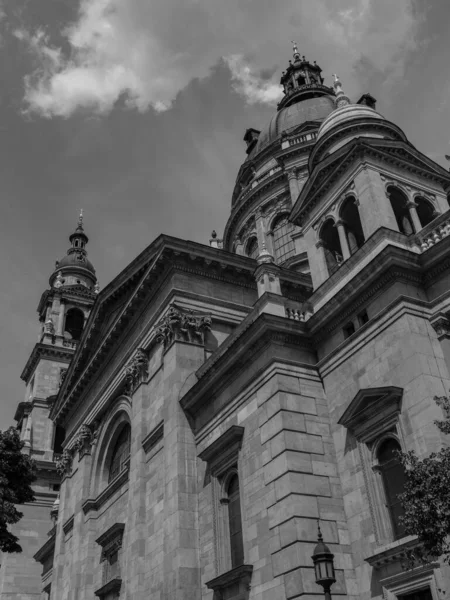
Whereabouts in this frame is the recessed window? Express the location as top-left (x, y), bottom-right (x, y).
top-left (109, 425), bottom-right (131, 483)
top-left (358, 310), bottom-right (369, 327)
top-left (52, 484), bottom-right (61, 492)
top-left (227, 474), bottom-right (244, 568)
top-left (399, 590), bottom-right (433, 600)
top-left (377, 438), bottom-right (407, 540)
top-left (343, 321), bottom-right (356, 339)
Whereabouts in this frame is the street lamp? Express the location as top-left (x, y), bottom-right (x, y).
top-left (311, 522), bottom-right (336, 600)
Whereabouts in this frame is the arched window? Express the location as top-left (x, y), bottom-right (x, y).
top-left (388, 187), bottom-right (414, 235)
top-left (415, 197), bottom-right (436, 228)
top-left (109, 425), bottom-right (131, 483)
top-left (340, 197), bottom-right (365, 255)
top-left (227, 474), bottom-right (244, 568)
top-left (377, 438), bottom-right (406, 540)
top-left (246, 237), bottom-right (259, 260)
top-left (272, 214), bottom-right (295, 263)
top-left (64, 308), bottom-right (84, 341)
top-left (320, 219), bottom-right (343, 276)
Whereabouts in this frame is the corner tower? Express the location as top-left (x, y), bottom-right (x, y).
top-left (0, 214), bottom-right (98, 600)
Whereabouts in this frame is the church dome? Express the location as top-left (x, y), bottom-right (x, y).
top-left (317, 103), bottom-right (385, 141)
top-left (250, 95), bottom-right (336, 157)
top-left (57, 252), bottom-right (96, 275)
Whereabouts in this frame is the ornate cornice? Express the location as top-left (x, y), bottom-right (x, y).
top-left (21, 342), bottom-right (74, 383)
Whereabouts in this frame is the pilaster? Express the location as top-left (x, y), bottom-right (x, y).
top-left (354, 166), bottom-right (398, 237)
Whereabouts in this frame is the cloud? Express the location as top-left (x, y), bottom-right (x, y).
top-left (13, 0), bottom-right (422, 118)
top-left (224, 55), bottom-right (282, 106)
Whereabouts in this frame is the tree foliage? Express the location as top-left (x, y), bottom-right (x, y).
top-left (0, 427), bottom-right (36, 553)
top-left (399, 395), bottom-right (450, 563)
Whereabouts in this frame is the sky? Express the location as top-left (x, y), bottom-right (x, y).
top-left (0, 0), bottom-right (450, 427)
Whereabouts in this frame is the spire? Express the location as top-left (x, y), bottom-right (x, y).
top-left (291, 40), bottom-right (300, 61)
top-left (332, 74), bottom-right (351, 108)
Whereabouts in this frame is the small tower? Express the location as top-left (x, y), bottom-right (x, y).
top-left (2, 214), bottom-right (98, 599)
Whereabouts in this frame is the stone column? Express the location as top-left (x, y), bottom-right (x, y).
top-left (336, 220), bottom-right (351, 260)
top-left (407, 201), bottom-right (422, 233)
top-left (308, 240), bottom-right (329, 289)
top-left (287, 169), bottom-right (300, 203)
top-left (255, 207), bottom-right (267, 250)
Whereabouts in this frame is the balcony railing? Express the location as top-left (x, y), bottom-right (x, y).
top-left (413, 212), bottom-right (450, 252)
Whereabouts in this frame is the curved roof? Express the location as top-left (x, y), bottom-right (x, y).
top-left (58, 252), bottom-right (96, 275)
top-left (251, 95), bottom-right (336, 156)
top-left (317, 104), bottom-right (385, 141)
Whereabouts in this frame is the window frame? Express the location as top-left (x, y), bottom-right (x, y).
top-left (108, 424), bottom-right (131, 483)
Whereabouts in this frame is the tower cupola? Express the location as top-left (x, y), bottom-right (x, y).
top-left (50, 211), bottom-right (97, 289)
top-left (278, 42), bottom-right (335, 111)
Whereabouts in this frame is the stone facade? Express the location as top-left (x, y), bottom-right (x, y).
top-left (3, 48), bottom-right (450, 600)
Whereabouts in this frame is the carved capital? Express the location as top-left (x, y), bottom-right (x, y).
top-left (124, 348), bottom-right (148, 395)
top-left (155, 303), bottom-right (212, 350)
top-left (55, 449), bottom-right (73, 478)
top-left (286, 169), bottom-right (299, 181)
top-left (432, 316), bottom-right (450, 339)
top-left (73, 423), bottom-right (97, 458)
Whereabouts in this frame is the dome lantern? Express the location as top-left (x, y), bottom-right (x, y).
top-left (278, 44), bottom-right (334, 111)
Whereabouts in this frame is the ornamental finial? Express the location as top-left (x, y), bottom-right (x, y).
top-left (78, 209), bottom-right (83, 227)
top-left (332, 73), bottom-right (351, 108)
top-left (291, 41), bottom-right (300, 59)
top-left (317, 520), bottom-right (323, 541)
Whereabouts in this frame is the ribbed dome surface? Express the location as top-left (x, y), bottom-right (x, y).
top-left (251, 95), bottom-right (336, 156)
top-left (317, 104), bottom-right (385, 141)
top-left (58, 252), bottom-right (96, 275)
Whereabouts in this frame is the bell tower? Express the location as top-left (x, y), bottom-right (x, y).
top-left (0, 214), bottom-right (98, 600)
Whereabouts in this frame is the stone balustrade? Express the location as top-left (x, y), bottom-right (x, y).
top-left (413, 212), bottom-right (450, 252)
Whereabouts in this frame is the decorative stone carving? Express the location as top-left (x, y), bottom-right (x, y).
top-left (55, 449), bottom-right (73, 478)
top-left (155, 304), bottom-right (212, 349)
top-left (73, 423), bottom-right (97, 457)
top-left (124, 348), bottom-right (148, 394)
top-left (45, 318), bottom-right (55, 334)
top-left (432, 316), bottom-right (450, 339)
top-left (59, 368), bottom-right (68, 389)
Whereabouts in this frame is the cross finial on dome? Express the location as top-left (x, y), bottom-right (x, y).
top-left (78, 209), bottom-right (84, 228)
top-left (291, 41), bottom-right (300, 60)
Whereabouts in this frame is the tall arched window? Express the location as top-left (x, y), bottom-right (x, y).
top-left (377, 438), bottom-right (406, 540)
top-left (109, 425), bottom-right (131, 482)
top-left (340, 197), bottom-right (365, 255)
top-left (388, 187), bottom-right (414, 235)
top-left (246, 237), bottom-right (259, 260)
top-left (320, 219), bottom-right (343, 276)
top-left (227, 474), bottom-right (244, 568)
top-left (415, 197), bottom-right (436, 228)
top-left (64, 308), bottom-right (84, 341)
top-left (272, 214), bottom-right (295, 263)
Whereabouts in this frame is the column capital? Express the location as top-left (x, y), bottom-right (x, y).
top-left (286, 168), bottom-right (299, 181)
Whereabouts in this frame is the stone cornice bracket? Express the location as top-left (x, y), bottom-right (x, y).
top-left (155, 303), bottom-right (212, 350)
top-left (431, 315), bottom-right (450, 339)
top-left (124, 348), bottom-right (149, 395)
top-left (72, 423), bottom-right (98, 458)
top-left (55, 449), bottom-right (73, 479)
